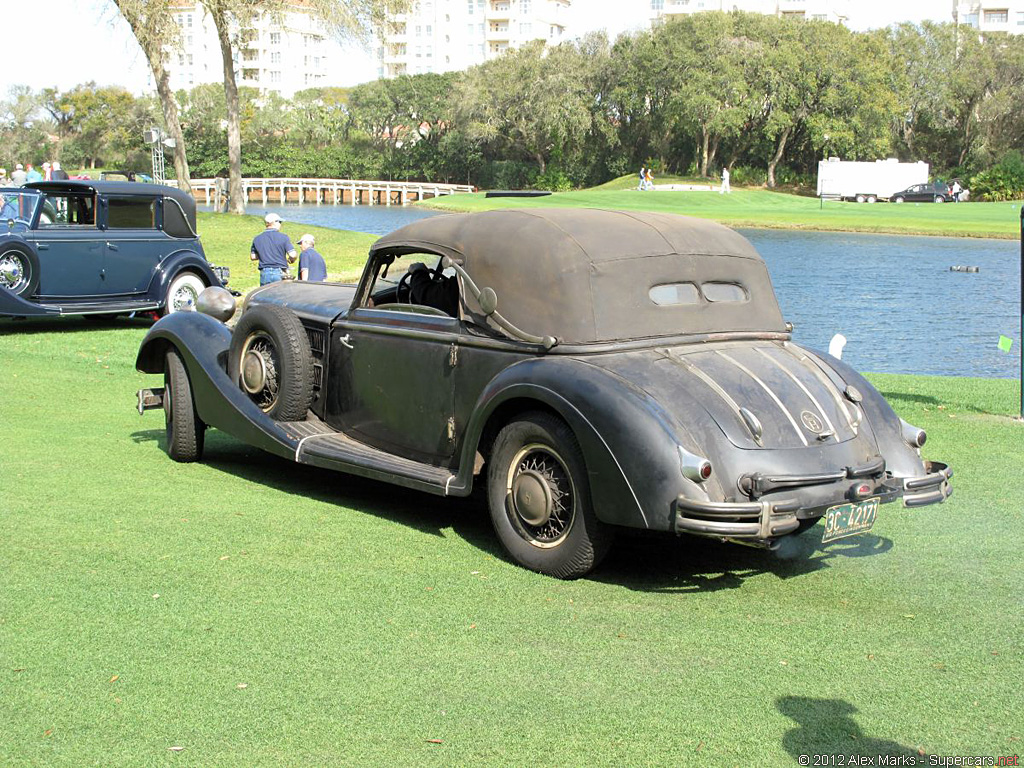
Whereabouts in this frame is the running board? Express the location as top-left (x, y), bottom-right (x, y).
top-left (44, 300), bottom-right (161, 315)
top-left (281, 417), bottom-right (456, 495)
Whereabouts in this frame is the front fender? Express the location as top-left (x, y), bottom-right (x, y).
top-left (136, 312), bottom-right (296, 461)
top-left (147, 249), bottom-right (224, 302)
top-left (457, 357), bottom-right (713, 531)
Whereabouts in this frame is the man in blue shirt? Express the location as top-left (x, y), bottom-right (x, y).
top-left (250, 213), bottom-right (297, 285)
top-left (298, 234), bottom-right (327, 282)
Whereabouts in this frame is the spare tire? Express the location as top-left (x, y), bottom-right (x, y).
top-left (0, 241), bottom-right (40, 298)
top-left (228, 304), bottom-right (313, 421)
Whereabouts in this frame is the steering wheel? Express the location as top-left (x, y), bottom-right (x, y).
top-left (397, 262), bottom-right (444, 304)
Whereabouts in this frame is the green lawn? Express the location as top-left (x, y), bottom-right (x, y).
top-left (1, 317), bottom-right (1021, 766)
top-left (196, 213), bottom-right (377, 291)
top-left (421, 188), bottom-right (1022, 239)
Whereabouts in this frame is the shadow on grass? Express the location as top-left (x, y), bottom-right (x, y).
top-left (133, 427), bottom-right (896, 590)
top-left (131, 428), bottom-right (503, 559)
top-left (0, 314), bottom-right (155, 335)
top-left (778, 696), bottom-right (923, 759)
top-left (594, 524), bottom-right (893, 593)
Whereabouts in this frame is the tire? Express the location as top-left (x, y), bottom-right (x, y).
top-left (933, 195), bottom-right (945, 203)
top-left (486, 412), bottom-right (612, 579)
top-left (892, 196), bottom-right (904, 204)
top-left (866, 195), bottom-right (877, 204)
top-left (0, 241), bottom-right (40, 298)
top-left (855, 194), bottom-right (866, 203)
top-left (164, 272), bottom-right (206, 315)
top-left (228, 304), bottom-right (313, 421)
top-left (164, 348), bottom-right (205, 462)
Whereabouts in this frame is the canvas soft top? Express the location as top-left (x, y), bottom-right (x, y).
top-left (370, 208), bottom-right (787, 344)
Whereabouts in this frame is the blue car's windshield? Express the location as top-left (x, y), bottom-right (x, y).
top-left (0, 190), bottom-right (41, 230)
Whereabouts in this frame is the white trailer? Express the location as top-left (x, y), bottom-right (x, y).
top-left (816, 158), bottom-right (930, 202)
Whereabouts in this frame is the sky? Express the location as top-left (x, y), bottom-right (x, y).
top-left (3, 0), bottom-right (951, 95)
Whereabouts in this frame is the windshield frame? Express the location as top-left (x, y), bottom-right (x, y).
top-left (0, 189), bottom-right (43, 231)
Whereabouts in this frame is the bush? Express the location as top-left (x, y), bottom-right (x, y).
top-left (969, 152), bottom-right (1024, 201)
top-left (729, 166), bottom-right (766, 186)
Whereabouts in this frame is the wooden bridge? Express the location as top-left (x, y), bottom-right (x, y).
top-left (178, 177), bottom-right (475, 207)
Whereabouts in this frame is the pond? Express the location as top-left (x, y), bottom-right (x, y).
top-left (217, 203), bottom-right (1021, 379)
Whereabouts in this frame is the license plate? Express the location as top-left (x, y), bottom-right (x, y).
top-left (821, 497), bottom-right (879, 543)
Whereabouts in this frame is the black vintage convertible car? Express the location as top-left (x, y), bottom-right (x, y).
top-left (135, 209), bottom-right (952, 578)
top-left (0, 180), bottom-right (227, 318)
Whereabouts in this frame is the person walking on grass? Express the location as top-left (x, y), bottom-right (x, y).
top-left (250, 213), bottom-right (297, 285)
top-left (720, 167), bottom-right (731, 194)
top-left (298, 233), bottom-right (327, 282)
top-left (638, 166), bottom-right (646, 191)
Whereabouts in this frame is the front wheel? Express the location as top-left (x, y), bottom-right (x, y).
top-left (0, 242), bottom-right (40, 298)
top-left (164, 272), bottom-right (206, 315)
top-left (933, 195), bottom-right (945, 203)
top-left (855, 194), bottom-right (866, 203)
top-left (164, 348), bottom-right (205, 462)
top-left (487, 413), bottom-right (612, 579)
top-left (892, 196), bottom-right (904, 204)
top-left (866, 195), bottom-right (877, 204)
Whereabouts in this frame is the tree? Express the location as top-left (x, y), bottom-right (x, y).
top-left (199, 0), bottom-right (409, 214)
top-left (110, 0), bottom-right (193, 192)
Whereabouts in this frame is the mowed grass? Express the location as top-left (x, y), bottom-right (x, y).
top-left (421, 187), bottom-right (1023, 239)
top-left (1, 317), bottom-right (1021, 766)
top-left (195, 212), bottom-right (378, 292)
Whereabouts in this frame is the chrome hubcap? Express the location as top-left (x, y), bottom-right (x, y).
top-left (239, 333), bottom-right (279, 411)
top-left (0, 252), bottom-right (26, 292)
top-left (506, 444), bottom-right (575, 547)
top-left (172, 283), bottom-right (198, 312)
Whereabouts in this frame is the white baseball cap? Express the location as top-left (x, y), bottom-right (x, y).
top-left (264, 213), bottom-right (283, 225)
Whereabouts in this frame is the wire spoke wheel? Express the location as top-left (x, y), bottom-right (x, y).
top-left (0, 250), bottom-right (30, 294)
top-left (505, 444), bottom-right (576, 547)
top-left (240, 331), bottom-right (282, 412)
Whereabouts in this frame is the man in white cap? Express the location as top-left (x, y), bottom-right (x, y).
top-left (250, 213), bottom-right (297, 285)
top-left (11, 164), bottom-right (27, 185)
top-left (297, 233), bottom-right (327, 282)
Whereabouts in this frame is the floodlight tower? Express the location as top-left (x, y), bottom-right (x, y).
top-left (143, 128), bottom-right (177, 184)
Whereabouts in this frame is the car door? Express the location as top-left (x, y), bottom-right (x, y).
top-left (99, 194), bottom-right (166, 295)
top-left (328, 307), bottom-right (459, 463)
top-left (28, 191), bottom-right (104, 297)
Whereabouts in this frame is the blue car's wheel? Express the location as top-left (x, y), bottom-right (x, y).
top-left (0, 242), bottom-right (40, 298)
top-left (487, 412), bottom-right (612, 579)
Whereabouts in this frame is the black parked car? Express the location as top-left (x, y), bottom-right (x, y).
top-left (0, 180), bottom-right (228, 318)
top-left (135, 209), bottom-right (951, 578)
top-left (890, 181), bottom-right (951, 203)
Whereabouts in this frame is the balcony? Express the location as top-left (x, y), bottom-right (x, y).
top-left (489, 1), bottom-right (510, 20)
top-left (486, 23), bottom-right (510, 41)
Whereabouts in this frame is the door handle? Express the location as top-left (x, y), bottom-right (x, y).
top-left (36, 243), bottom-right (49, 250)
top-left (106, 242), bottom-right (119, 251)
top-left (339, 334), bottom-right (354, 349)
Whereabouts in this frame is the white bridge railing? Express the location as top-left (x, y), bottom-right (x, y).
top-left (171, 177), bottom-right (474, 207)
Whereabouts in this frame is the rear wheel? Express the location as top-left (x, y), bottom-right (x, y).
top-left (893, 196), bottom-right (904, 204)
top-left (228, 304), bottom-right (313, 421)
top-left (164, 272), bottom-right (206, 315)
top-left (487, 412), bottom-right (612, 579)
top-left (866, 194), bottom-right (877, 204)
top-left (164, 348), bottom-right (205, 462)
top-left (933, 195), bottom-right (945, 203)
top-left (854, 194), bottom-right (866, 203)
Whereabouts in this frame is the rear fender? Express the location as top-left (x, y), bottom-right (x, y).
top-left (803, 348), bottom-right (931, 479)
top-left (147, 250), bottom-right (223, 302)
top-left (457, 357), bottom-right (713, 531)
top-left (136, 312), bottom-right (296, 460)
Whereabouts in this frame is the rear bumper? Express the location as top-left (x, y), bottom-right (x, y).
top-left (673, 460), bottom-right (952, 541)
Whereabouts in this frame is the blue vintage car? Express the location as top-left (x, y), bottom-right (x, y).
top-left (0, 180), bottom-right (228, 318)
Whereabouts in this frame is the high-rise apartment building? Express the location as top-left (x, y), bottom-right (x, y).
top-left (649, 0), bottom-right (849, 25)
top-left (167, 4), bottom-right (330, 96)
top-left (954, 1), bottom-right (1024, 33)
top-left (378, 0), bottom-right (572, 79)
